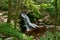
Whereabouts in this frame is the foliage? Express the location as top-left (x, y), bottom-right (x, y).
top-left (0, 0), bottom-right (8, 10)
top-left (40, 32), bottom-right (60, 40)
top-left (41, 3), bottom-right (54, 12)
top-left (1, 22), bottom-right (60, 40)
top-left (41, 3), bottom-right (55, 21)
top-left (23, 0), bottom-right (44, 20)
top-left (0, 22), bottom-right (21, 39)
top-left (0, 0), bottom-right (16, 10)
top-left (0, 22), bottom-right (34, 40)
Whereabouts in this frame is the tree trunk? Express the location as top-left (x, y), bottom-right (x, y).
top-left (7, 0), bottom-right (12, 23)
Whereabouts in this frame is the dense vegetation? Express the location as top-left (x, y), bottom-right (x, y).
top-left (0, 0), bottom-right (60, 40)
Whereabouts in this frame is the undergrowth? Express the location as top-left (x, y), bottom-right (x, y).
top-left (0, 22), bottom-right (60, 40)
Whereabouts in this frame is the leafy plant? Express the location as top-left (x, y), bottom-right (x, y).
top-left (23, 0), bottom-right (44, 18)
top-left (0, 22), bottom-right (34, 40)
top-left (0, 22), bottom-right (23, 39)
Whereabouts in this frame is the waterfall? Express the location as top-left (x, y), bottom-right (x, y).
top-left (20, 13), bottom-right (37, 31)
